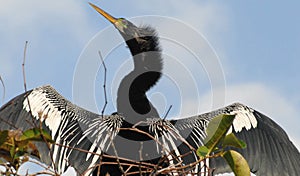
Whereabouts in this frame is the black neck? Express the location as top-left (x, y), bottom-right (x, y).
top-left (117, 26), bottom-right (163, 124)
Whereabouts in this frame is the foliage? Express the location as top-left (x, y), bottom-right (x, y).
top-left (0, 128), bottom-right (54, 175)
top-left (196, 114), bottom-right (250, 176)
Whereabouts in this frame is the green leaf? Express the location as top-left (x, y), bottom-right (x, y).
top-left (196, 146), bottom-right (209, 158)
top-left (223, 150), bottom-right (250, 176)
top-left (9, 145), bottom-right (15, 158)
top-left (14, 150), bottom-right (25, 160)
top-left (19, 128), bottom-right (54, 143)
top-left (222, 133), bottom-right (247, 149)
top-left (204, 114), bottom-right (235, 153)
top-left (0, 130), bottom-right (8, 146)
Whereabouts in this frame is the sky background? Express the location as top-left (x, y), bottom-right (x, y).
top-left (0, 1), bottom-right (299, 175)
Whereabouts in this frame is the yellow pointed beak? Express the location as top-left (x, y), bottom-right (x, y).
top-left (89, 2), bottom-right (117, 24)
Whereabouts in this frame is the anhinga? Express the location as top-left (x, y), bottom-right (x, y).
top-left (0, 3), bottom-right (299, 176)
top-left (90, 3), bottom-right (163, 137)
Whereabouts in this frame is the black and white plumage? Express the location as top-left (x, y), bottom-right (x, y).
top-left (0, 3), bottom-right (300, 176)
top-left (1, 86), bottom-right (299, 175)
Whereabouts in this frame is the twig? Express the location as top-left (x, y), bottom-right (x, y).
top-left (54, 143), bottom-right (158, 168)
top-left (21, 41), bottom-right (37, 128)
top-left (163, 105), bottom-right (173, 120)
top-left (0, 163), bottom-right (14, 175)
top-left (22, 41), bottom-right (29, 92)
top-left (130, 121), bottom-right (193, 172)
top-left (138, 142), bottom-right (143, 175)
top-left (95, 50), bottom-right (108, 176)
top-left (20, 41), bottom-right (57, 175)
top-left (52, 122), bottom-right (210, 175)
top-left (108, 132), bottom-right (126, 175)
top-left (132, 120), bottom-right (148, 128)
top-left (120, 126), bottom-right (184, 174)
top-left (27, 159), bottom-right (56, 175)
top-left (96, 153), bottom-right (103, 176)
top-left (37, 114), bottom-right (58, 175)
top-left (0, 116), bottom-right (19, 129)
top-left (26, 171), bottom-right (56, 176)
top-left (98, 51), bottom-right (108, 117)
top-left (124, 165), bottom-right (133, 174)
top-left (119, 127), bottom-right (165, 149)
top-left (0, 75), bottom-right (5, 104)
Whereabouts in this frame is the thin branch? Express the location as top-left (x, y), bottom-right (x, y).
top-left (21, 41), bottom-right (37, 128)
top-left (37, 114), bottom-right (58, 175)
top-left (163, 105), bottom-right (173, 120)
top-left (95, 153), bottom-right (103, 176)
top-left (26, 171), bottom-right (56, 176)
top-left (89, 50), bottom-right (108, 175)
top-left (54, 143), bottom-right (158, 168)
top-left (22, 41), bottom-right (29, 92)
top-left (120, 126), bottom-right (184, 173)
top-left (51, 121), bottom-right (212, 175)
top-left (0, 75), bottom-right (5, 104)
top-left (108, 132), bottom-right (126, 175)
top-left (0, 116), bottom-right (19, 129)
top-left (119, 127), bottom-right (165, 149)
top-left (27, 159), bottom-right (56, 175)
top-left (138, 142), bottom-right (143, 175)
top-left (95, 50), bottom-right (108, 176)
top-left (20, 41), bottom-right (57, 175)
top-left (98, 51), bottom-right (108, 117)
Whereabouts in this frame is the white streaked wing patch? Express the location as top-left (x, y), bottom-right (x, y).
top-left (191, 130), bottom-right (203, 147)
top-left (23, 88), bottom-right (62, 139)
top-left (82, 115), bottom-right (123, 161)
top-left (148, 119), bottom-right (188, 169)
top-left (200, 158), bottom-right (209, 176)
top-left (229, 104), bottom-right (258, 133)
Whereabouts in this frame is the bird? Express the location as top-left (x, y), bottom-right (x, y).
top-left (0, 2), bottom-right (299, 176)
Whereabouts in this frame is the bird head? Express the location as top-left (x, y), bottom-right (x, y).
top-left (89, 3), bottom-right (140, 41)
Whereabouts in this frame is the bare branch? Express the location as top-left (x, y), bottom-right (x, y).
top-left (21, 41), bottom-right (37, 128)
top-left (20, 41), bottom-right (58, 175)
top-left (0, 75), bottom-right (5, 104)
top-left (26, 159), bottom-right (56, 176)
top-left (36, 114), bottom-right (58, 175)
top-left (163, 105), bottom-right (172, 120)
top-left (138, 142), bottom-right (143, 175)
top-left (0, 116), bottom-right (19, 129)
top-left (95, 50), bottom-right (109, 175)
top-left (22, 41), bottom-right (29, 92)
top-left (108, 132), bottom-right (126, 175)
top-left (98, 51), bottom-right (108, 117)
top-left (50, 121), bottom-right (213, 175)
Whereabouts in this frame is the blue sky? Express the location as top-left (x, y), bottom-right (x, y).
top-left (0, 1), bottom-right (299, 175)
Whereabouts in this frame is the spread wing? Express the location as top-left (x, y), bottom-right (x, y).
top-left (173, 103), bottom-right (300, 176)
top-left (0, 85), bottom-right (123, 175)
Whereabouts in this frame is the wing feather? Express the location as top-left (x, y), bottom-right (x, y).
top-left (1, 87), bottom-right (299, 176)
top-left (0, 85), bottom-right (123, 175)
top-left (173, 103), bottom-right (300, 175)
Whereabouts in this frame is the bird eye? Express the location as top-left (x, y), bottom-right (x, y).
top-left (121, 19), bottom-right (128, 26)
